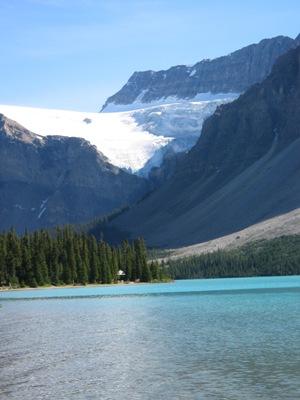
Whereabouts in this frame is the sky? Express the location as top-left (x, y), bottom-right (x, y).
top-left (0, 0), bottom-right (299, 112)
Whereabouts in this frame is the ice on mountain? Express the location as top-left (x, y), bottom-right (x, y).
top-left (102, 92), bottom-right (238, 113)
top-left (0, 93), bottom-right (237, 176)
top-left (0, 104), bottom-right (170, 172)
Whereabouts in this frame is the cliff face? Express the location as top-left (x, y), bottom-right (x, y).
top-left (102, 35), bottom-right (300, 110)
top-left (106, 46), bottom-right (300, 247)
top-left (0, 115), bottom-right (149, 232)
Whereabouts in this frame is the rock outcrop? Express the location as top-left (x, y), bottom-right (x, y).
top-left (0, 115), bottom-right (149, 232)
top-left (102, 35), bottom-right (299, 111)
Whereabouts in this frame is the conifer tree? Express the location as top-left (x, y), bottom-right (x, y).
top-left (49, 240), bottom-right (60, 285)
top-left (111, 248), bottom-right (119, 281)
top-left (77, 237), bottom-right (89, 284)
top-left (89, 236), bottom-right (100, 283)
top-left (61, 249), bottom-right (72, 284)
top-left (121, 240), bottom-right (133, 281)
top-left (21, 233), bottom-right (32, 287)
top-left (6, 230), bottom-right (21, 286)
top-left (150, 260), bottom-right (160, 280)
top-left (66, 238), bottom-right (77, 283)
top-left (99, 241), bottom-right (112, 284)
top-left (134, 238), bottom-right (151, 282)
top-left (0, 236), bottom-right (7, 286)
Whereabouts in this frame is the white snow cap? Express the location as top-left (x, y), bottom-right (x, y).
top-left (0, 93), bottom-right (238, 175)
top-left (0, 104), bottom-right (170, 172)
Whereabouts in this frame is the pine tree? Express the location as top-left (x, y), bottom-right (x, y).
top-left (6, 230), bottom-right (21, 286)
top-left (121, 240), bottom-right (133, 281)
top-left (77, 237), bottom-right (89, 284)
top-left (89, 236), bottom-right (100, 283)
top-left (150, 260), bottom-right (160, 281)
top-left (111, 248), bottom-right (119, 281)
top-left (49, 240), bottom-right (61, 285)
top-left (141, 262), bottom-right (152, 282)
top-left (21, 233), bottom-right (32, 287)
top-left (99, 241), bottom-right (112, 284)
top-left (0, 236), bottom-right (7, 286)
top-left (61, 249), bottom-right (72, 284)
top-left (31, 231), bottom-right (49, 286)
top-left (66, 237), bottom-right (77, 283)
top-left (134, 238), bottom-right (151, 282)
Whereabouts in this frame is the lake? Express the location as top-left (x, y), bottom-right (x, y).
top-left (0, 276), bottom-right (299, 399)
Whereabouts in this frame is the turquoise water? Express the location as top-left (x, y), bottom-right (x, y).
top-left (1, 275), bottom-right (299, 300)
top-left (0, 276), bottom-right (300, 399)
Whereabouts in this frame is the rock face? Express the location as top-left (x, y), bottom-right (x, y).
top-left (104, 45), bottom-right (300, 247)
top-left (102, 35), bottom-right (300, 111)
top-left (0, 115), bottom-right (149, 232)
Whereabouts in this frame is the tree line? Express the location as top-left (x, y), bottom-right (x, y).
top-left (164, 235), bottom-right (300, 279)
top-left (0, 227), bottom-right (165, 288)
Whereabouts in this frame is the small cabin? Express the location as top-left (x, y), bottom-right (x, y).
top-left (117, 269), bottom-right (126, 281)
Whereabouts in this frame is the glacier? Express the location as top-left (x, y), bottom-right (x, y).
top-left (101, 92), bottom-right (239, 113)
top-left (0, 104), bottom-right (169, 173)
top-left (0, 94), bottom-right (237, 176)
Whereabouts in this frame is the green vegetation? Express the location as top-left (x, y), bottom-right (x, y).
top-left (165, 236), bottom-right (300, 279)
top-left (0, 227), bottom-right (165, 288)
top-left (2, 229), bottom-right (297, 288)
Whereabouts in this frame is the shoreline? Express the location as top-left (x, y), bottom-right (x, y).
top-left (0, 280), bottom-right (173, 293)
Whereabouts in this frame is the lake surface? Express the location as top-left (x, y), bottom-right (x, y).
top-left (0, 276), bottom-right (299, 400)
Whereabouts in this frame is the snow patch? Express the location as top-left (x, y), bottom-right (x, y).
top-left (37, 198), bottom-right (48, 219)
top-left (14, 204), bottom-right (25, 210)
top-left (134, 89), bottom-right (149, 103)
top-left (102, 92), bottom-right (239, 113)
top-left (38, 207), bottom-right (47, 219)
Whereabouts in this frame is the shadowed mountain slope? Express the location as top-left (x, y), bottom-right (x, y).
top-left (0, 115), bottom-right (149, 232)
top-left (104, 46), bottom-right (300, 247)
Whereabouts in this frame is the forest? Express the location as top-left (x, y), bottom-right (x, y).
top-left (0, 227), bottom-right (164, 288)
top-left (165, 235), bottom-right (300, 279)
top-left (1, 228), bottom-right (299, 288)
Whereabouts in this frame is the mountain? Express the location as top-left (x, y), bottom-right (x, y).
top-left (3, 34), bottom-right (295, 181)
top-left (0, 114), bottom-right (148, 232)
top-left (102, 35), bottom-right (300, 112)
top-left (166, 208), bottom-right (300, 260)
top-left (0, 99), bottom-right (233, 176)
top-left (101, 45), bottom-right (300, 248)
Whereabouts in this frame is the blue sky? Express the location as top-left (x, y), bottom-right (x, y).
top-left (0, 0), bottom-right (299, 111)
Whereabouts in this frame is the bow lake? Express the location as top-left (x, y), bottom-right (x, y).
top-left (1, 276), bottom-right (299, 399)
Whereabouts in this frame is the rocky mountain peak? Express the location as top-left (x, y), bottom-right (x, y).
top-left (105, 46), bottom-right (300, 248)
top-left (0, 113), bottom-right (40, 144)
top-left (101, 34), bottom-right (299, 112)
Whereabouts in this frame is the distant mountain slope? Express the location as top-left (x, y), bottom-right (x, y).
top-left (0, 114), bottom-right (148, 232)
top-left (165, 208), bottom-right (300, 260)
top-left (102, 35), bottom-right (300, 112)
top-left (104, 45), bottom-right (300, 247)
